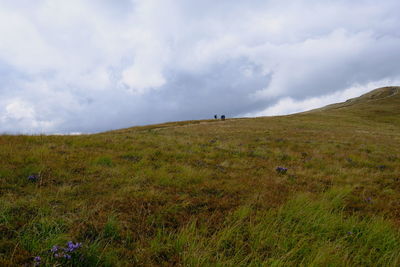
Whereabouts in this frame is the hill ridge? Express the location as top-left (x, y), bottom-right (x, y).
top-left (314, 86), bottom-right (400, 112)
top-left (112, 86), bottom-right (400, 134)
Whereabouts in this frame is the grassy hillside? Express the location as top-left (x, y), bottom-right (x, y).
top-left (1, 86), bottom-right (400, 266)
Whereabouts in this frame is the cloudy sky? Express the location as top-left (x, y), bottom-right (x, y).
top-left (1, 0), bottom-right (400, 134)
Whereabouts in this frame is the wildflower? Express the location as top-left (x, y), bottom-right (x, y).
top-left (378, 165), bottom-right (387, 171)
top-left (65, 241), bottom-right (82, 252)
top-left (276, 167), bottom-right (288, 174)
top-left (34, 256), bottom-right (41, 266)
top-left (365, 197), bottom-right (373, 203)
top-left (51, 241), bottom-right (82, 261)
top-left (28, 174), bottom-right (39, 182)
top-left (51, 245), bottom-right (59, 253)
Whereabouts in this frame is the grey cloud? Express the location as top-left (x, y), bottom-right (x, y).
top-left (1, 0), bottom-right (400, 133)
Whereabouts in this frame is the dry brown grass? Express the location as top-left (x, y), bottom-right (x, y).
top-left (1, 87), bottom-right (400, 266)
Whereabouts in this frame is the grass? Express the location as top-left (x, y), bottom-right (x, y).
top-left (172, 188), bottom-right (400, 266)
top-left (0, 86), bottom-right (399, 266)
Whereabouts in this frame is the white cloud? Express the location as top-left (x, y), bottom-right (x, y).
top-left (245, 78), bottom-right (400, 117)
top-left (122, 66), bottom-right (166, 94)
top-left (0, 99), bottom-right (56, 133)
top-left (0, 0), bottom-right (400, 133)
top-left (3, 100), bottom-right (35, 121)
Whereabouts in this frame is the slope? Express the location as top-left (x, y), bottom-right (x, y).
top-left (1, 87), bottom-right (400, 266)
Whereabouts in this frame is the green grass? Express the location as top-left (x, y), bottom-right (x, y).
top-left (1, 86), bottom-right (400, 266)
top-left (172, 188), bottom-right (400, 266)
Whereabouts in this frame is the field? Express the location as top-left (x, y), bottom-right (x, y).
top-left (1, 87), bottom-right (400, 266)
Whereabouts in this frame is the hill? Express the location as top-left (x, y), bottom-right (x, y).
top-left (1, 87), bottom-right (400, 266)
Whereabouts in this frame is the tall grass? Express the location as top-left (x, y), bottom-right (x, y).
top-left (172, 188), bottom-right (400, 266)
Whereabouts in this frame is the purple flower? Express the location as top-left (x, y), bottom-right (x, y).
top-left (276, 167), bottom-right (288, 174)
top-left (51, 245), bottom-right (59, 253)
top-left (64, 241), bottom-right (82, 252)
top-left (378, 165), bottom-right (387, 170)
top-left (365, 197), bottom-right (373, 203)
top-left (51, 241), bottom-right (82, 261)
top-left (34, 256), bottom-right (41, 266)
top-left (28, 174), bottom-right (39, 182)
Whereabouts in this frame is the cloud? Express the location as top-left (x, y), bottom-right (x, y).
top-left (0, 0), bottom-right (400, 133)
top-left (0, 98), bottom-right (56, 133)
top-left (244, 78), bottom-right (400, 117)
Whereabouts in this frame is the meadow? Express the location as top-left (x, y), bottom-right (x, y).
top-left (1, 87), bottom-right (400, 266)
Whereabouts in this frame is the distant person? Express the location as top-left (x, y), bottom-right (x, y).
top-left (214, 114), bottom-right (217, 119)
top-left (221, 115), bottom-right (225, 120)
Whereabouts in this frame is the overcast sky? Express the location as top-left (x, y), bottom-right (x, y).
top-left (1, 0), bottom-right (400, 134)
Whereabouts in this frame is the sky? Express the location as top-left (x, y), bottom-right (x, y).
top-left (1, 0), bottom-right (400, 134)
